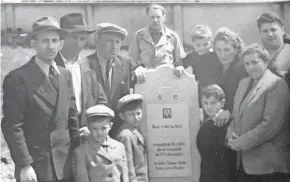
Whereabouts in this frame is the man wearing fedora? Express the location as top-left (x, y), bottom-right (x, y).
top-left (87, 23), bottom-right (136, 138)
top-left (1, 16), bottom-right (79, 182)
top-left (55, 13), bottom-right (107, 139)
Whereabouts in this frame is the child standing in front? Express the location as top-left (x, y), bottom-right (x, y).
top-left (196, 84), bottom-right (232, 182)
top-left (72, 105), bottom-right (129, 182)
top-left (182, 24), bottom-right (223, 87)
top-left (116, 94), bottom-right (148, 182)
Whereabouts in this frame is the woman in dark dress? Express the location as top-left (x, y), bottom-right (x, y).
top-left (198, 27), bottom-right (248, 181)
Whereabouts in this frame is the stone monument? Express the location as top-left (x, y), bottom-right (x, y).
top-left (135, 65), bottom-right (200, 182)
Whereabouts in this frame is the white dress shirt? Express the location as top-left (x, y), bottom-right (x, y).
top-left (61, 53), bottom-right (82, 113)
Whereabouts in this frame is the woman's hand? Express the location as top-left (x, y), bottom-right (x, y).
top-left (20, 165), bottom-right (37, 182)
top-left (228, 132), bottom-right (241, 151)
top-left (214, 110), bottom-right (231, 127)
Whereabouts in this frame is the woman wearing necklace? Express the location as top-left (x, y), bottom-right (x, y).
top-left (227, 43), bottom-right (290, 182)
top-left (257, 12), bottom-right (290, 88)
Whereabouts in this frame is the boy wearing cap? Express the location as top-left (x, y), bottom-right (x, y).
top-left (72, 105), bottom-right (129, 182)
top-left (55, 13), bottom-right (108, 138)
top-left (116, 94), bottom-right (148, 182)
top-left (2, 16), bottom-right (79, 182)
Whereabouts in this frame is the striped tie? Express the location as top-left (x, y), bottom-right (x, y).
top-left (49, 65), bottom-right (59, 91)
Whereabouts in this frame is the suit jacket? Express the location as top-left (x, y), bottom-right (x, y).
top-left (116, 123), bottom-right (148, 182)
top-left (87, 52), bottom-right (134, 137)
top-left (72, 136), bottom-right (129, 182)
top-left (228, 69), bottom-right (290, 174)
top-left (87, 52), bottom-right (133, 110)
top-left (1, 57), bottom-right (79, 181)
top-left (55, 52), bottom-right (107, 127)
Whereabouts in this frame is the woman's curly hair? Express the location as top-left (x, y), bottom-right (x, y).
top-left (213, 27), bottom-right (245, 59)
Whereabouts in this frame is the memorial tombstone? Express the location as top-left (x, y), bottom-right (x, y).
top-left (135, 65), bottom-right (201, 182)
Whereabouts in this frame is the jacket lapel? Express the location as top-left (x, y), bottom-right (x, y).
top-left (29, 57), bottom-right (58, 107)
top-left (132, 129), bottom-right (145, 147)
top-left (80, 58), bottom-right (91, 113)
top-left (234, 77), bottom-right (251, 120)
top-left (53, 67), bottom-right (66, 120)
top-left (246, 70), bottom-right (271, 105)
top-left (142, 27), bottom-right (154, 45)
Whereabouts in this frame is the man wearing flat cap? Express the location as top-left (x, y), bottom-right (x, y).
top-left (129, 4), bottom-right (186, 83)
top-left (87, 23), bottom-right (136, 137)
top-left (55, 13), bottom-right (108, 138)
top-left (72, 105), bottom-right (129, 182)
top-left (1, 16), bottom-right (79, 182)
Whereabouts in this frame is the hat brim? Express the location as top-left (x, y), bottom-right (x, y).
top-left (66, 28), bottom-right (96, 35)
top-left (97, 30), bottom-right (127, 40)
top-left (25, 28), bottom-right (69, 41)
top-left (117, 98), bottom-right (143, 111)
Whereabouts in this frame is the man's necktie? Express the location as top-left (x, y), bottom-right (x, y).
top-left (102, 144), bottom-right (109, 153)
top-left (49, 65), bottom-right (59, 91)
top-left (105, 60), bottom-right (113, 93)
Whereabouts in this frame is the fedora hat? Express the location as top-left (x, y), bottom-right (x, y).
top-left (60, 13), bottom-right (95, 34)
top-left (95, 23), bottom-right (128, 40)
top-left (26, 16), bottom-right (68, 40)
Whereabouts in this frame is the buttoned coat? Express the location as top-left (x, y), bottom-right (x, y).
top-left (72, 136), bottom-right (129, 182)
top-left (1, 56), bottom-right (79, 181)
top-left (55, 53), bottom-right (108, 127)
top-left (116, 123), bottom-right (148, 182)
top-left (228, 69), bottom-right (290, 174)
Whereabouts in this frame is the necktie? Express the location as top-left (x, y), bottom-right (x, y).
top-left (49, 65), bottom-right (59, 91)
top-left (102, 144), bottom-right (109, 153)
top-left (105, 60), bottom-right (112, 93)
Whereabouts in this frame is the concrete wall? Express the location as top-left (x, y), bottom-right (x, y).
top-left (1, 2), bottom-right (290, 46)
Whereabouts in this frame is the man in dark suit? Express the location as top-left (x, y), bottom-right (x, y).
top-left (86, 23), bottom-right (136, 137)
top-left (54, 13), bottom-right (107, 139)
top-left (1, 16), bottom-right (79, 182)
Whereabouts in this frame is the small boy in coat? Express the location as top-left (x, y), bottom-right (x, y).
top-left (72, 105), bottom-right (129, 182)
top-left (116, 94), bottom-right (148, 182)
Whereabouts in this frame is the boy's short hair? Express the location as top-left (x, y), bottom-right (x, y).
top-left (200, 84), bottom-right (225, 102)
top-left (191, 24), bottom-right (213, 42)
top-left (257, 12), bottom-right (284, 30)
top-left (117, 94), bottom-right (143, 113)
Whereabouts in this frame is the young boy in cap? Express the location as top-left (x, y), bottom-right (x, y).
top-left (72, 105), bottom-right (129, 182)
top-left (116, 94), bottom-right (148, 182)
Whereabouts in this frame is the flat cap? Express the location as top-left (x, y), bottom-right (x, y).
top-left (86, 105), bottom-right (115, 119)
top-left (117, 94), bottom-right (144, 111)
top-left (95, 22), bottom-right (128, 40)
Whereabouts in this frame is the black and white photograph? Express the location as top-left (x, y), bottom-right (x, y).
top-left (1, 0), bottom-right (290, 182)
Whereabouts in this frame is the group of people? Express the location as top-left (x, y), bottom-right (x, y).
top-left (1, 3), bottom-right (290, 182)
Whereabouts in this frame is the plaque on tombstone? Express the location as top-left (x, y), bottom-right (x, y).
top-left (135, 65), bottom-right (200, 182)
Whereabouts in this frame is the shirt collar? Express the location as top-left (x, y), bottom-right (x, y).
top-left (59, 52), bottom-right (81, 65)
top-left (88, 135), bottom-right (114, 151)
top-left (97, 51), bottom-right (114, 65)
top-left (34, 56), bottom-right (59, 76)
